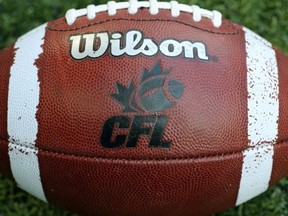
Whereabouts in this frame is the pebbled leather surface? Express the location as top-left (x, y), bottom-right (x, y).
top-left (39, 147), bottom-right (243, 216)
top-left (0, 44), bottom-right (14, 180)
top-left (34, 8), bottom-right (248, 215)
top-left (270, 49), bottom-right (288, 186)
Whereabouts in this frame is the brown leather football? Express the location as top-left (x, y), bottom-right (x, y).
top-left (0, 1), bottom-right (287, 215)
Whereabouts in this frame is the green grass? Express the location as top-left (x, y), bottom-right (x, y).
top-left (0, 0), bottom-right (288, 215)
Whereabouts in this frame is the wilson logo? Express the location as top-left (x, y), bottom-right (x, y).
top-left (69, 30), bottom-right (210, 60)
top-left (100, 62), bottom-right (184, 149)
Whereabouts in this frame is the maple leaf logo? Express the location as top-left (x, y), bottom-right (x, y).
top-left (110, 82), bottom-right (136, 112)
top-left (111, 61), bottom-right (184, 113)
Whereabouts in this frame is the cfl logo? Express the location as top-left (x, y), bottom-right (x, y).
top-left (100, 115), bottom-right (170, 148)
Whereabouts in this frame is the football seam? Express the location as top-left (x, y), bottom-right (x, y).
top-left (48, 18), bottom-right (239, 35)
top-left (2, 138), bottom-right (287, 161)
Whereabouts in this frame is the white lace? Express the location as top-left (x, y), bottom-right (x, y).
top-left (65, 0), bottom-right (222, 28)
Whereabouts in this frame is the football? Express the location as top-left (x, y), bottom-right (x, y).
top-left (0, 1), bottom-right (287, 215)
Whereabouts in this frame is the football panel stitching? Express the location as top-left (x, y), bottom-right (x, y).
top-left (1, 138), bottom-right (287, 161)
top-left (47, 18), bottom-right (239, 35)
